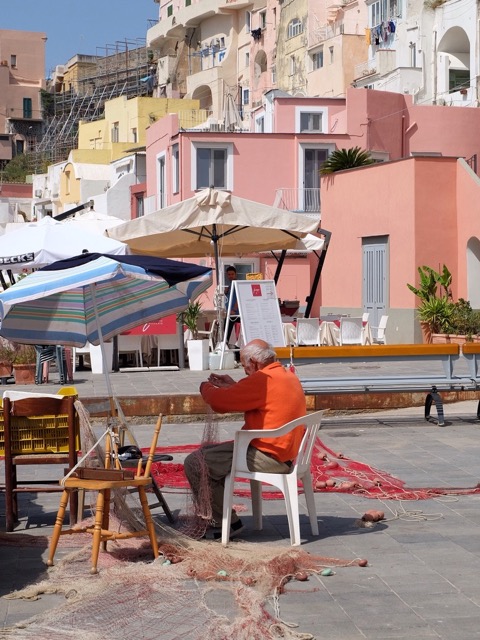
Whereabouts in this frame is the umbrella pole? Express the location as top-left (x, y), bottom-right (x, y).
top-left (89, 283), bottom-right (116, 415)
top-left (212, 231), bottom-right (225, 343)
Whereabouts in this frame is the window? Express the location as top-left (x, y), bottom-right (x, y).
top-left (370, 0), bottom-right (401, 27)
top-left (255, 115), bottom-right (265, 133)
top-left (409, 43), bottom-right (416, 68)
top-left (246, 11), bottom-right (251, 32)
top-left (245, 52), bottom-right (250, 68)
top-left (10, 55), bottom-right (17, 68)
top-left (23, 97), bottom-right (32, 119)
top-left (167, 4), bottom-right (173, 17)
top-left (329, 46), bottom-right (334, 64)
top-left (289, 56), bottom-right (296, 76)
top-left (296, 107), bottom-right (327, 133)
top-left (131, 128), bottom-right (138, 143)
top-left (172, 143), bottom-right (179, 194)
top-left (197, 148), bottom-right (226, 189)
top-left (157, 154), bottom-right (166, 209)
top-left (135, 195), bottom-right (144, 218)
top-left (185, 0), bottom-right (191, 6)
top-left (449, 69), bottom-right (470, 93)
top-left (259, 10), bottom-right (267, 30)
top-left (287, 18), bottom-right (303, 39)
top-left (193, 143), bottom-right (232, 190)
top-left (312, 48), bottom-right (324, 70)
top-left (271, 65), bottom-right (276, 84)
top-left (220, 37), bottom-right (225, 48)
top-left (111, 122), bottom-right (119, 143)
top-left (300, 112), bottom-right (323, 132)
top-left (242, 88), bottom-right (250, 105)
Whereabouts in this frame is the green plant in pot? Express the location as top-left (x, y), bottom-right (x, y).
top-left (444, 298), bottom-right (480, 340)
top-left (0, 338), bottom-right (18, 378)
top-left (12, 344), bottom-right (37, 384)
top-left (417, 296), bottom-right (454, 335)
top-left (178, 301), bottom-right (210, 370)
top-left (177, 300), bottom-right (203, 340)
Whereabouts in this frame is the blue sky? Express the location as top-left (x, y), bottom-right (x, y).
top-left (2, 0), bottom-right (156, 77)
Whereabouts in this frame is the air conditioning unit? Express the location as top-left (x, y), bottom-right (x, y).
top-left (34, 189), bottom-right (42, 198)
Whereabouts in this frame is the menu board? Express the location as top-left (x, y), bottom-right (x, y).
top-left (233, 280), bottom-right (285, 347)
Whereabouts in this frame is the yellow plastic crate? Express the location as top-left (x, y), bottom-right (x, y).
top-left (0, 388), bottom-right (80, 456)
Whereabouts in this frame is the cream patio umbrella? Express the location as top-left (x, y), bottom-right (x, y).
top-left (107, 188), bottom-right (321, 286)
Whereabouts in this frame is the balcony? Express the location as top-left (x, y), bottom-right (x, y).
top-left (354, 58), bottom-right (377, 81)
top-left (274, 188), bottom-right (321, 214)
top-left (177, 109), bottom-right (248, 132)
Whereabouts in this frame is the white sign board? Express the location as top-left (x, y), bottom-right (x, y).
top-left (233, 280), bottom-right (286, 347)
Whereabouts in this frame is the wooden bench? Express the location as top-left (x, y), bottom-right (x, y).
top-left (275, 344), bottom-right (477, 426)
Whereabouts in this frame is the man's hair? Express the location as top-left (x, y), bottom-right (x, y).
top-left (226, 266), bottom-right (237, 273)
top-left (242, 341), bottom-right (276, 367)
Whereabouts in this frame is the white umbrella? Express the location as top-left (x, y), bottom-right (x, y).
top-left (0, 216), bottom-right (127, 272)
top-left (68, 210), bottom-right (127, 235)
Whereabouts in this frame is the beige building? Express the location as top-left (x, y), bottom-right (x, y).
top-left (0, 29), bottom-right (46, 166)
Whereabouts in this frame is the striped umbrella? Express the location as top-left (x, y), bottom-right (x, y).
top-left (0, 253), bottom-right (212, 398)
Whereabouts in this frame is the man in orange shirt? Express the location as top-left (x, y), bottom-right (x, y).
top-left (184, 339), bottom-right (306, 539)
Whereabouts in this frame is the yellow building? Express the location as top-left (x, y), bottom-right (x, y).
top-left (77, 95), bottom-right (200, 161)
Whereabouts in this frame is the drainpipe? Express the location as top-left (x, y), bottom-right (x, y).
top-left (432, 28), bottom-right (437, 105)
top-left (401, 115), bottom-right (405, 158)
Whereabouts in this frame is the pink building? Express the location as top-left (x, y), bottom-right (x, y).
top-left (142, 88), bottom-right (480, 340)
top-left (0, 30), bottom-right (46, 166)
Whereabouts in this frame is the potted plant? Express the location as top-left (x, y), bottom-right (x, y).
top-left (407, 265), bottom-right (453, 343)
top-left (13, 345), bottom-right (37, 384)
top-left (408, 265), bottom-right (480, 344)
top-left (0, 338), bottom-right (18, 382)
top-left (178, 301), bottom-right (209, 370)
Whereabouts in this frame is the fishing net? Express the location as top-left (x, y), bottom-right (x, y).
top-left (2, 403), bottom-right (365, 639)
top-left (151, 434), bottom-right (480, 502)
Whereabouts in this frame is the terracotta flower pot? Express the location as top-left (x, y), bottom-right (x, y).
top-left (13, 364), bottom-right (37, 385)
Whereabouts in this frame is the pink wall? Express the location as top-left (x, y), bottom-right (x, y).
top-left (320, 157), bottom-right (460, 310)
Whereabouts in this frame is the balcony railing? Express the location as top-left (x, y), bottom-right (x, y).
top-left (177, 109), bottom-right (248, 132)
top-left (354, 58), bottom-right (377, 81)
top-left (274, 188), bottom-right (321, 214)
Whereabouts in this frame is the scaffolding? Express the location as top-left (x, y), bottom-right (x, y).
top-left (31, 38), bottom-right (153, 167)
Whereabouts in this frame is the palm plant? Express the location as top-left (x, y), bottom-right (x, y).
top-left (320, 147), bottom-right (374, 175)
top-left (177, 301), bottom-right (203, 340)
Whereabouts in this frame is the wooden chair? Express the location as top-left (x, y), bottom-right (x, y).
top-left (2, 392), bottom-right (79, 532)
top-left (47, 415), bottom-right (163, 574)
top-left (222, 411), bottom-right (324, 546)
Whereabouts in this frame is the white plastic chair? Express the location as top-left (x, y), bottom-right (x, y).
top-left (117, 335), bottom-right (143, 367)
top-left (221, 411), bottom-right (324, 546)
top-left (339, 317), bottom-right (365, 345)
top-left (372, 315), bottom-right (388, 344)
top-left (295, 318), bottom-right (320, 346)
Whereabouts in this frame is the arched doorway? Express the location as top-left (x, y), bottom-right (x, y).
top-left (467, 237), bottom-right (480, 307)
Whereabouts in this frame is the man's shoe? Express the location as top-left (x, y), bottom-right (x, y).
top-left (213, 519), bottom-right (245, 540)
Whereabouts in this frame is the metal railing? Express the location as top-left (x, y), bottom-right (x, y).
top-left (274, 188), bottom-right (321, 213)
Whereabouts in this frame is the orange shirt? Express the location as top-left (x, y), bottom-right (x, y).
top-left (200, 362), bottom-right (307, 462)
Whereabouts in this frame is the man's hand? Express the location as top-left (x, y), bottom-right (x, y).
top-left (208, 373), bottom-right (236, 388)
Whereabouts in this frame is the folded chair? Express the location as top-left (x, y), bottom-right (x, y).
top-left (47, 414), bottom-right (163, 574)
top-left (222, 411), bottom-right (323, 546)
top-left (2, 391), bottom-right (80, 532)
